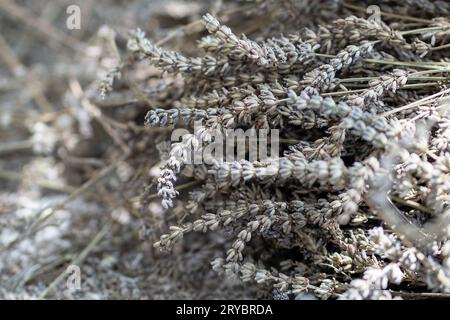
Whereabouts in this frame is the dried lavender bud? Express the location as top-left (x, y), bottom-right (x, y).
top-left (202, 14), bottom-right (268, 65)
top-left (308, 41), bottom-right (374, 91)
top-left (128, 29), bottom-right (230, 77)
top-left (347, 69), bottom-right (410, 106)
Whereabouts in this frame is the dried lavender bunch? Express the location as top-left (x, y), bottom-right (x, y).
top-left (120, 4), bottom-right (450, 300)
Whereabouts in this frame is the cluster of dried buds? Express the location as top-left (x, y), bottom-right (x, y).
top-left (124, 3), bottom-right (450, 300)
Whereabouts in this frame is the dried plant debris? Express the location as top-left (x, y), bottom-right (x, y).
top-left (1, 0), bottom-right (450, 300)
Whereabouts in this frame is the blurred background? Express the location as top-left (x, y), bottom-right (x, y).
top-left (0, 0), bottom-right (265, 299)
